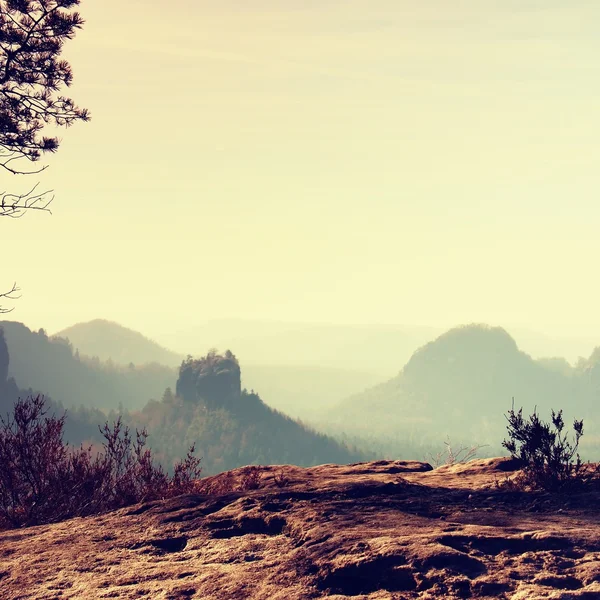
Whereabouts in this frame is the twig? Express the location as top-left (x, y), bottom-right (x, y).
top-left (0, 183), bottom-right (54, 218)
top-left (0, 282), bottom-right (21, 314)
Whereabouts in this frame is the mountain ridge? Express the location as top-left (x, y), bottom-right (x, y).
top-left (54, 319), bottom-right (383, 418)
top-left (55, 319), bottom-right (185, 367)
top-left (321, 324), bottom-right (600, 460)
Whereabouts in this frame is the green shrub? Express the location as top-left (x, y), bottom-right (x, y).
top-left (502, 400), bottom-right (599, 492)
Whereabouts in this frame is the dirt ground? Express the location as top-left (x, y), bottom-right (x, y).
top-left (1, 457), bottom-right (599, 599)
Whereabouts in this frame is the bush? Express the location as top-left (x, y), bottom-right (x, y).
top-left (273, 469), bottom-right (290, 488)
top-left (171, 443), bottom-right (203, 496)
top-left (239, 465), bottom-right (262, 491)
top-left (0, 395), bottom-right (202, 529)
top-left (502, 401), bottom-right (599, 492)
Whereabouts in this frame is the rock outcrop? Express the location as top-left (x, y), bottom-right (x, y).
top-left (0, 328), bottom-right (19, 414)
top-left (177, 351), bottom-right (242, 409)
top-left (1, 457), bottom-right (599, 599)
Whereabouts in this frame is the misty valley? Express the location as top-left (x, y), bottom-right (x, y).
top-left (2, 319), bottom-right (599, 476)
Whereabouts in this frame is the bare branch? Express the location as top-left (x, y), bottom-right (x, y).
top-left (0, 282), bottom-right (21, 314)
top-left (425, 436), bottom-right (489, 468)
top-left (0, 150), bottom-right (49, 175)
top-left (0, 182), bottom-right (53, 218)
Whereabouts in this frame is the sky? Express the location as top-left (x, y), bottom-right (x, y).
top-left (2, 0), bottom-right (600, 348)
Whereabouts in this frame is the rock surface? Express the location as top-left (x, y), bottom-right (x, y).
top-left (1, 457), bottom-right (599, 599)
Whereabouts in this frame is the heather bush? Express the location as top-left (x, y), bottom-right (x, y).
top-left (502, 401), bottom-right (600, 492)
top-left (0, 396), bottom-right (202, 529)
top-left (170, 443), bottom-right (203, 495)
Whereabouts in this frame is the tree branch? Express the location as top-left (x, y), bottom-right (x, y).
top-left (0, 182), bottom-right (53, 218)
top-left (0, 282), bottom-right (21, 314)
top-left (0, 150), bottom-right (49, 175)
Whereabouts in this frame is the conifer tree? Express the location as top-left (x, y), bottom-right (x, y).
top-left (0, 0), bottom-right (89, 311)
top-left (0, 0), bottom-right (90, 217)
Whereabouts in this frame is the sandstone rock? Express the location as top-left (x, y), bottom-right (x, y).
top-left (1, 457), bottom-right (598, 599)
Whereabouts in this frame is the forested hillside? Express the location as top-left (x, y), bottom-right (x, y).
top-left (1, 321), bottom-right (175, 411)
top-left (0, 324), bottom-right (364, 475)
top-left (53, 319), bottom-right (380, 418)
top-left (56, 319), bottom-right (185, 367)
top-left (322, 324), bottom-right (600, 460)
top-left (0, 329), bottom-right (19, 415)
top-left (131, 351), bottom-right (363, 474)
top-left (5, 318), bottom-right (600, 472)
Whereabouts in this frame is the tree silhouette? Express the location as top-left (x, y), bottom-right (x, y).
top-left (0, 0), bottom-right (90, 178)
top-left (0, 0), bottom-right (89, 309)
top-left (0, 281), bottom-right (19, 313)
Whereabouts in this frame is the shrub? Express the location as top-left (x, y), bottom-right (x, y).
top-left (0, 395), bottom-right (202, 529)
top-left (502, 401), bottom-right (599, 492)
top-left (170, 443), bottom-right (203, 495)
top-left (239, 465), bottom-right (262, 491)
top-left (273, 469), bottom-right (290, 488)
top-left (425, 436), bottom-right (488, 468)
top-left (0, 395), bottom-right (72, 527)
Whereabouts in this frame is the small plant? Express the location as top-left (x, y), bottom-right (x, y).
top-left (502, 400), bottom-right (599, 492)
top-left (493, 473), bottom-right (521, 492)
top-left (239, 465), bottom-right (262, 491)
top-left (95, 418), bottom-right (169, 508)
top-left (273, 469), bottom-right (290, 488)
top-left (171, 443), bottom-right (203, 495)
top-left (425, 436), bottom-right (488, 468)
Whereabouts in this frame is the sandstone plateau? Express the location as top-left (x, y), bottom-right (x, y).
top-left (1, 457), bottom-right (599, 599)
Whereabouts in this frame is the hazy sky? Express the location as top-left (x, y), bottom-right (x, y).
top-left (2, 1), bottom-right (600, 342)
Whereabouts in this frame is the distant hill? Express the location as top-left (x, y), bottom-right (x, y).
top-left (0, 328), bottom-right (19, 415)
top-left (153, 319), bottom-right (443, 378)
top-left (136, 350), bottom-right (364, 474)
top-left (148, 319), bottom-right (600, 376)
top-left (322, 324), bottom-right (600, 459)
top-left (1, 321), bottom-right (175, 412)
top-left (55, 319), bottom-right (380, 418)
top-left (55, 319), bottom-right (185, 367)
top-left (0, 323), bottom-right (363, 474)
top-left (6, 318), bottom-right (600, 468)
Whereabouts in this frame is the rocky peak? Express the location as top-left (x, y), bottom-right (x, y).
top-left (404, 324), bottom-right (521, 379)
top-left (176, 350), bottom-right (242, 409)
